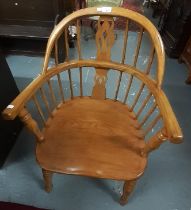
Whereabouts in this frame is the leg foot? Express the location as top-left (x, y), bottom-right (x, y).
top-left (42, 169), bottom-right (53, 193)
top-left (119, 180), bottom-right (136, 206)
top-left (185, 71), bottom-right (191, 84)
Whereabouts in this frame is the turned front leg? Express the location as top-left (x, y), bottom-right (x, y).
top-left (42, 169), bottom-right (53, 193)
top-left (120, 180), bottom-right (136, 205)
top-left (144, 128), bottom-right (167, 154)
top-left (19, 108), bottom-right (44, 142)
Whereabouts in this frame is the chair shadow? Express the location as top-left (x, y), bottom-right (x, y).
top-left (88, 178), bottom-right (120, 202)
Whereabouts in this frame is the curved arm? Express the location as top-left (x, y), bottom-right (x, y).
top-left (2, 59), bottom-right (183, 145)
top-left (154, 89), bottom-right (183, 144)
top-left (2, 75), bottom-right (44, 120)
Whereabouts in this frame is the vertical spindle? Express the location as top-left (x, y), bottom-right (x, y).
top-left (121, 19), bottom-right (129, 64)
top-left (47, 80), bottom-right (57, 107)
top-left (136, 92), bottom-right (152, 118)
top-left (77, 19), bottom-right (83, 97)
top-left (144, 114), bottom-right (161, 136)
top-left (115, 71), bottom-right (123, 100)
top-left (139, 102), bottom-right (157, 128)
top-left (39, 87), bottom-right (52, 117)
top-left (32, 95), bottom-right (46, 125)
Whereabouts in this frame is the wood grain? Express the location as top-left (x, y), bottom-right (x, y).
top-left (36, 98), bottom-right (146, 180)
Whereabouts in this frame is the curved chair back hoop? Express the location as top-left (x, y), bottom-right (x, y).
top-left (42, 7), bottom-right (165, 88)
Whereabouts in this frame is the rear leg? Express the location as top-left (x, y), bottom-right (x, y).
top-left (119, 180), bottom-right (137, 205)
top-left (42, 169), bottom-right (53, 192)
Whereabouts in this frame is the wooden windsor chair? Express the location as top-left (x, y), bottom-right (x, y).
top-left (2, 7), bottom-right (183, 205)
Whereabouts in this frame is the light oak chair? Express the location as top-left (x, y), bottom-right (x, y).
top-left (3, 7), bottom-right (183, 205)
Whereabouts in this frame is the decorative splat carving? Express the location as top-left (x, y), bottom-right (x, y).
top-left (92, 16), bottom-right (115, 99)
top-left (96, 16), bottom-right (115, 61)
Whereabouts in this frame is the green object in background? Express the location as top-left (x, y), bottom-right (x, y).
top-left (87, 0), bottom-right (122, 7)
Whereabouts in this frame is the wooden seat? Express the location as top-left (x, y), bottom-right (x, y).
top-left (36, 98), bottom-right (147, 180)
top-left (2, 7), bottom-right (183, 206)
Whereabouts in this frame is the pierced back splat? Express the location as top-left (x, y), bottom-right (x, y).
top-left (92, 16), bottom-right (115, 99)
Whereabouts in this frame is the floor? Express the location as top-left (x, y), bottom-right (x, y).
top-left (1, 4), bottom-right (191, 210)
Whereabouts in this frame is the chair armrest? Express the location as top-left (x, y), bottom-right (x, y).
top-left (155, 89), bottom-right (183, 144)
top-left (2, 75), bottom-right (43, 120)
